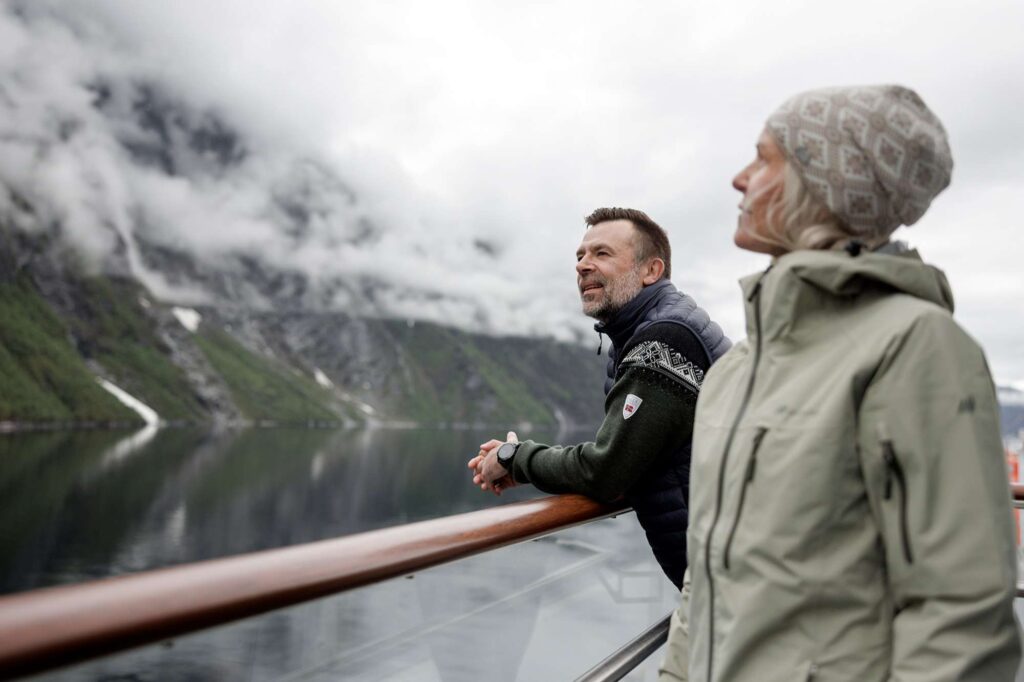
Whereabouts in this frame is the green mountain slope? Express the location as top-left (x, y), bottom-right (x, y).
top-left (68, 277), bottom-right (207, 421)
top-left (1, 239), bottom-right (604, 428)
top-left (378, 320), bottom-right (596, 426)
top-left (0, 276), bottom-right (136, 423)
top-left (194, 328), bottom-right (343, 423)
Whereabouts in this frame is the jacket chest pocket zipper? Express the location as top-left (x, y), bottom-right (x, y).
top-left (723, 427), bottom-right (768, 570)
top-left (881, 439), bottom-right (914, 564)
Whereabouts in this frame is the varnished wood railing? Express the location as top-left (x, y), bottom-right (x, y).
top-left (0, 495), bottom-right (628, 680)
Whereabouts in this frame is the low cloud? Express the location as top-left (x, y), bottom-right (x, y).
top-left (1, 1), bottom-right (1022, 381)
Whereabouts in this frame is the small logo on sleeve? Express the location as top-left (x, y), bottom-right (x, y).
top-left (623, 394), bottom-right (643, 419)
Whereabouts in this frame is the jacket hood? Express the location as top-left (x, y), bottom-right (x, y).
top-left (740, 248), bottom-right (954, 340)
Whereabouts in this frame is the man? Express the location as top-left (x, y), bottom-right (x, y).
top-left (468, 207), bottom-right (730, 586)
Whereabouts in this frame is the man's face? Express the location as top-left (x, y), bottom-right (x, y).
top-left (575, 219), bottom-right (645, 321)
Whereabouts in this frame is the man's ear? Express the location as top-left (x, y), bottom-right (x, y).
top-left (642, 258), bottom-right (665, 285)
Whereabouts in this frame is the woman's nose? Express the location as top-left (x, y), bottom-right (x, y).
top-left (732, 169), bottom-right (748, 193)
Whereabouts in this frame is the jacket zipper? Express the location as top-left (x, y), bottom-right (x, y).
top-left (722, 426), bottom-right (768, 571)
top-left (704, 265), bottom-right (772, 682)
top-left (881, 439), bottom-right (914, 564)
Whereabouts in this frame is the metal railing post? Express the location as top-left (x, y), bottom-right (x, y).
top-left (575, 612), bottom-right (672, 682)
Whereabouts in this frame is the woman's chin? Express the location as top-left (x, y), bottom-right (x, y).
top-left (733, 227), bottom-right (762, 254)
top-left (734, 224), bottom-right (784, 257)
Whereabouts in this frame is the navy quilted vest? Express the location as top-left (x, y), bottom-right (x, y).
top-left (595, 279), bottom-right (731, 586)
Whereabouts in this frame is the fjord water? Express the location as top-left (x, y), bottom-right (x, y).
top-left (1, 427), bottom-right (676, 680)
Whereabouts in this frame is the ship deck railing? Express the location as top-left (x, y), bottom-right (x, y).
top-left (2, 485), bottom-right (1024, 681)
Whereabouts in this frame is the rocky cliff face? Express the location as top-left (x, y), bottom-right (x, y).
top-left (0, 234), bottom-right (605, 429)
top-left (1, 166), bottom-right (608, 428)
top-left (0, 10), bottom-right (604, 429)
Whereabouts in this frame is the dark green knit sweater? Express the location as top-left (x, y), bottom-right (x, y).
top-left (510, 360), bottom-right (698, 503)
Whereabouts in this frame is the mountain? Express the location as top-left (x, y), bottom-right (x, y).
top-left (0, 253), bottom-right (606, 429)
top-left (0, 235), bottom-right (605, 429)
top-left (998, 386), bottom-right (1024, 441)
top-left (0, 6), bottom-right (604, 430)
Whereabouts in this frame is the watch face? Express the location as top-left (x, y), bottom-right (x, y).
top-left (497, 442), bottom-right (516, 462)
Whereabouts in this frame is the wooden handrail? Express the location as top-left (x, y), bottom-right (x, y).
top-left (0, 494), bottom-right (628, 680)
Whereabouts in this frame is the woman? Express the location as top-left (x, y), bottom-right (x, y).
top-left (661, 85), bottom-right (1020, 681)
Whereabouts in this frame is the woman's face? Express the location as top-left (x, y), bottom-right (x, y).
top-left (732, 128), bottom-right (788, 256)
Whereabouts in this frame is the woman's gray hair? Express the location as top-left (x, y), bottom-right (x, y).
top-left (756, 163), bottom-right (882, 253)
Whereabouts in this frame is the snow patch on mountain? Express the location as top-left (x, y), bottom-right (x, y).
top-left (98, 378), bottom-right (160, 425)
top-left (171, 307), bottom-right (202, 333)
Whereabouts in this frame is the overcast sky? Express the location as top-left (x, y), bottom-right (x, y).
top-left (2, 1), bottom-right (1022, 385)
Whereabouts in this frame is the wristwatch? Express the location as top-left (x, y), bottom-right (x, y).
top-left (496, 441), bottom-right (520, 471)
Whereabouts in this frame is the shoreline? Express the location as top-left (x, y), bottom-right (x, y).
top-left (0, 418), bottom-right (597, 435)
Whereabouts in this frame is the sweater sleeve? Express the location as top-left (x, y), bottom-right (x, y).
top-left (510, 322), bottom-right (706, 503)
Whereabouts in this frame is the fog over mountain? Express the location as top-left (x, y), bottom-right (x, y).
top-left (2, 1), bottom-right (1022, 382)
top-left (0, 3), bottom-right (585, 343)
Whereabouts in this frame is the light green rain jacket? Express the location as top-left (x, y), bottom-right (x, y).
top-left (661, 248), bottom-right (1020, 682)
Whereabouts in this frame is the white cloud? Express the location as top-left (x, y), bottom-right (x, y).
top-left (1, 0), bottom-right (1022, 382)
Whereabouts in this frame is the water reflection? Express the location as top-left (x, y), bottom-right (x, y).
top-left (0, 426), bottom-right (549, 595)
top-left (4, 427), bottom-right (678, 680)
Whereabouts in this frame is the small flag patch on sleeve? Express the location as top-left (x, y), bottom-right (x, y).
top-left (623, 394), bottom-right (643, 419)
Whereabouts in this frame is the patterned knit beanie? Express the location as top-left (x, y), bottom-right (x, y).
top-left (765, 85), bottom-right (953, 239)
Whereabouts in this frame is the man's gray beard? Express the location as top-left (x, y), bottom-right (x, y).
top-left (582, 266), bottom-right (644, 323)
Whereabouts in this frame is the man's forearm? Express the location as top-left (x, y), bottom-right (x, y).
top-left (512, 369), bottom-right (696, 502)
